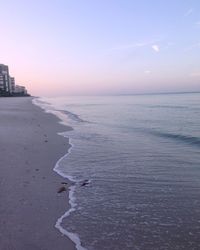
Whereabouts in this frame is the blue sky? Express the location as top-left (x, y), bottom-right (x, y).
top-left (0, 0), bottom-right (200, 95)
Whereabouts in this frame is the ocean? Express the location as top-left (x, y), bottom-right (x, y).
top-left (34, 93), bottom-right (200, 250)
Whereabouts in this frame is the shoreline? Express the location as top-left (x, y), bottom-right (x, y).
top-left (0, 97), bottom-right (76, 250)
top-left (34, 98), bottom-right (87, 250)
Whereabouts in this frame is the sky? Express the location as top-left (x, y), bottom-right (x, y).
top-left (0, 0), bottom-right (200, 96)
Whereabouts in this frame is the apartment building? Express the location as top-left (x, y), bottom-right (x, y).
top-left (0, 64), bottom-right (10, 94)
top-left (0, 63), bottom-right (29, 96)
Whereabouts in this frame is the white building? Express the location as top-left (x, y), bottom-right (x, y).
top-left (14, 85), bottom-right (28, 95)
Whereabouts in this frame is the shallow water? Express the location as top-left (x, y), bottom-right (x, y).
top-left (38, 93), bottom-right (200, 250)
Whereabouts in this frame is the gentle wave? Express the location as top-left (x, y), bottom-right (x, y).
top-left (150, 105), bottom-right (188, 109)
top-left (33, 98), bottom-right (86, 123)
top-left (150, 130), bottom-right (200, 147)
top-left (59, 110), bottom-right (86, 123)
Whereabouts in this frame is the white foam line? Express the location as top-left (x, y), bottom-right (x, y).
top-left (55, 185), bottom-right (87, 250)
top-left (32, 98), bottom-right (87, 250)
top-left (54, 139), bottom-right (87, 250)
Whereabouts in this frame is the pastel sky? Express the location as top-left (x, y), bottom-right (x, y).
top-left (1, 0), bottom-right (200, 96)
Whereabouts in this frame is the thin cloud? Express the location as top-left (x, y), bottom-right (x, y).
top-left (190, 72), bottom-right (200, 77)
top-left (184, 8), bottom-right (193, 17)
top-left (195, 21), bottom-right (200, 26)
top-left (185, 42), bottom-right (200, 51)
top-left (162, 42), bottom-right (174, 51)
top-left (110, 42), bottom-right (150, 51)
top-left (144, 70), bottom-right (151, 74)
top-left (152, 45), bottom-right (160, 52)
top-left (110, 39), bottom-right (162, 52)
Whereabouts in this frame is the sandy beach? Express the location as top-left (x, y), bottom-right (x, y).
top-left (0, 97), bottom-right (75, 250)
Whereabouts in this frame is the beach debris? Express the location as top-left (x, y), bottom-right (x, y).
top-left (44, 140), bottom-right (48, 143)
top-left (81, 179), bottom-right (90, 187)
top-left (61, 181), bottom-right (68, 185)
top-left (57, 186), bottom-right (66, 193)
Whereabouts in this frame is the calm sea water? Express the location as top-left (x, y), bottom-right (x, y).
top-left (37, 93), bottom-right (200, 250)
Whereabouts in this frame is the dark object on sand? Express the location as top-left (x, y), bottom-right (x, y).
top-left (57, 186), bottom-right (66, 193)
top-left (61, 182), bottom-right (68, 185)
top-left (81, 180), bottom-right (90, 187)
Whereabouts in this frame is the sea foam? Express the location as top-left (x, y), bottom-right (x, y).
top-left (32, 98), bottom-right (87, 250)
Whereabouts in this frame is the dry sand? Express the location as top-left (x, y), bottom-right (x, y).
top-left (0, 97), bottom-right (75, 250)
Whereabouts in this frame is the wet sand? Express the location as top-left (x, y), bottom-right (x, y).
top-left (0, 97), bottom-right (75, 250)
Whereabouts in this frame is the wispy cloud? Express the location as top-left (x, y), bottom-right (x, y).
top-left (152, 45), bottom-right (160, 52)
top-left (184, 8), bottom-right (193, 17)
top-left (190, 72), bottom-right (200, 77)
top-left (162, 42), bottom-right (174, 50)
top-left (195, 21), bottom-right (200, 26)
top-left (110, 42), bottom-right (150, 51)
top-left (185, 42), bottom-right (200, 51)
top-left (110, 39), bottom-right (162, 53)
top-left (144, 70), bottom-right (151, 74)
